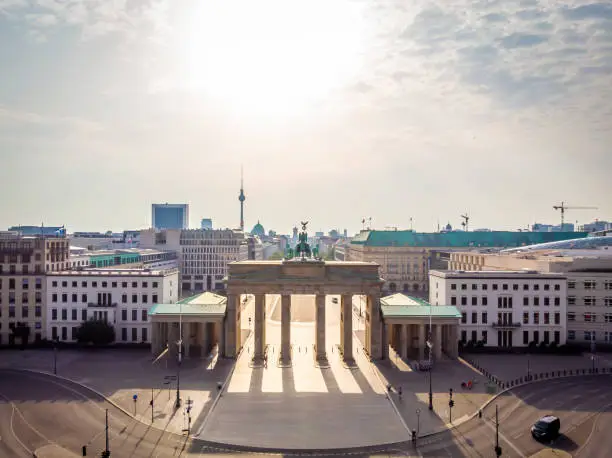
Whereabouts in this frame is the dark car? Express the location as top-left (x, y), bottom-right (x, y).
top-left (531, 415), bottom-right (560, 442)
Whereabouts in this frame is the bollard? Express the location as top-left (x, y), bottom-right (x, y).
top-left (478, 410), bottom-right (482, 419)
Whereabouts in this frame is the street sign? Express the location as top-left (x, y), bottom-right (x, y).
top-left (132, 394), bottom-right (138, 401)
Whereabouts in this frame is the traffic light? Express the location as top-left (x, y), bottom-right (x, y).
top-left (494, 445), bottom-right (502, 457)
top-left (449, 399), bottom-right (455, 408)
top-left (101, 451), bottom-right (110, 458)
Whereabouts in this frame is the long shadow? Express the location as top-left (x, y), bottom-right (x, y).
top-left (281, 366), bottom-right (296, 395)
top-left (248, 366), bottom-right (264, 393)
top-left (319, 366), bottom-right (341, 394)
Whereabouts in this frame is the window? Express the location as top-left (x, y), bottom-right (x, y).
top-left (482, 312), bottom-right (488, 324)
top-left (584, 280), bottom-right (596, 290)
top-left (554, 297), bottom-right (560, 306)
top-left (568, 296), bottom-right (576, 305)
top-left (523, 331), bottom-right (529, 345)
top-left (61, 309), bottom-right (67, 320)
top-left (471, 296), bottom-right (477, 306)
top-left (82, 281), bottom-right (87, 287)
top-left (22, 279), bottom-right (29, 290)
top-left (471, 312), bottom-right (477, 324)
top-left (132, 309), bottom-right (137, 321)
top-left (92, 282), bottom-right (97, 287)
top-left (122, 282), bottom-right (127, 288)
top-left (543, 331), bottom-right (550, 344)
top-left (523, 312), bottom-right (529, 324)
top-left (35, 306), bottom-right (41, 317)
top-left (82, 309), bottom-right (87, 321)
top-left (544, 297), bottom-right (550, 306)
top-left (605, 281), bottom-right (612, 290)
top-left (62, 281), bottom-right (67, 287)
top-left (584, 331), bottom-right (596, 341)
top-left (9, 306), bottom-right (15, 317)
top-left (606, 331), bottom-right (612, 343)
top-left (554, 284), bottom-right (560, 291)
top-left (471, 330), bottom-right (477, 342)
top-left (568, 330), bottom-right (575, 341)
top-left (584, 297), bottom-right (597, 306)
top-left (461, 284), bottom-right (467, 290)
top-left (554, 331), bottom-right (560, 344)
top-left (544, 312), bottom-right (550, 324)
top-left (52, 309), bottom-right (58, 320)
top-left (461, 330), bottom-right (467, 342)
top-left (451, 296), bottom-right (457, 305)
top-left (142, 294), bottom-right (148, 304)
top-left (568, 280), bottom-right (576, 289)
top-left (132, 294), bottom-right (137, 304)
top-left (9, 292), bottom-right (15, 304)
top-left (461, 296), bottom-right (467, 306)
top-left (502, 284), bottom-right (508, 290)
top-left (513, 284), bottom-right (518, 290)
top-left (461, 312), bottom-right (466, 324)
top-left (523, 297), bottom-right (529, 306)
top-left (492, 284), bottom-right (498, 290)
top-left (72, 293), bottom-right (77, 303)
top-left (554, 312), bottom-right (560, 325)
top-left (52, 326), bottom-right (58, 340)
top-left (604, 313), bottom-right (612, 323)
top-left (523, 284), bottom-right (529, 291)
top-left (533, 312), bottom-right (539, 324)
top-left (61, 293), bottom-right (67, 303)
top-left (52, 281), bottom-right (58, 287)
top-left (534, 284), bottom-right (540, 291)
top-left (584, 313), bottom-right (596, 323)
top-left (143, 281), bottom-right (148, 288)
top-left (482, 284), bottom-right (488, 290)
top-left (71, 309), bottom-right (77, 320)
top-left (152, 294), bottom-right (158, 303)
top-left (71, 327), bottom-right (78, 340)
top-left (568, 312), bottom-right (575, 322)
top-left (131, 328), bottom-right (138, 342)
top-left (142, 309), bottom-right (148, 322)
top-left (122, 328), bottom-right (127, 341)
top-left (132, 282), bottom-right (137, 288)
top-left (544, 284), bottom-right (550, 291)
top-left (122, 294), bottom-right (127, 303)
top-left (22, 306), bottom-right (29, 318)
top-left (112, 282), bottom-right (117, 288)
top-left (534, 297), bottom-right (540, 306)
top-left (82, 294), bottom-right (87, 303)
top-left (8, 278), bottom-right (15, 289)
top-left (605, 298), bottom-right (612, 307)
top-left (498, 297), bottom-right (502, 308)
top-left (121, 309), bottom-right (127, 321)
top-left (35, 292), bottom-right (42, 303)
top-left (152, 281), bottom-right (158, 288)
top-left (72, 281), bottom-right (77, 288)
top-left (482, 296), bottom-right (488, 306)
top-left (52, 293), bottom-right (58, 303)
top-left (22, 292), bottom-right (28, 303)
top-left (142, 327), bottom-right (148, 342)
top-left (481, 330), bottom-right (488, 343)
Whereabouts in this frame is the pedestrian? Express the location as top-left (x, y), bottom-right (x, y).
top-left (398, 386), bottom-right (403, 400)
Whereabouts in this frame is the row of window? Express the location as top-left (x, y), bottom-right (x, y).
top-left (460, 311), bottom-right (562, 325)
top-left (51, 280), bottom-right (159, 289)
top-left (568, 297), bottom-right (612, 306)
top-left (568, 330), bottom-right (612, 342)
top-left (51, 308), bottom-right (148, 322)
top-left (0, 292), bottom-right (43, 304)
top-left (51, 293), bottom-right (158, 304)
top-left (569, 280), bottom-right (612, 289)
top-left (0, 305), bottom-right (42, 318)
top-left (0, 278), bottom-right (43, 290)
top-left (452, 296), bottom-right (561, 307)
top-left (0, 264), bottom-right (44, 274)
top-left (460, 329), bottom-right (562, 345)
top-left (50, 325), bottom-right (148, 342)
top-left (567, 312), bottom-right (612, 323)
top-left (451, 283), bottom-right (561, 292)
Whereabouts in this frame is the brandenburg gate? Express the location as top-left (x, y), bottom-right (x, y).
top-left (223, 223), bottom-right (386, 366)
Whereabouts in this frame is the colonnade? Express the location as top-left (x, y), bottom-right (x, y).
top-left (389, 322), bottom-right (458, 361)
top-left (151, 320), bottom-right (223, 358)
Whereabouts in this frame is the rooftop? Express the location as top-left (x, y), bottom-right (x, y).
top-left (501, 235), bottom-right (612, 253)
top-left (48, 267), bottom-right (178, 277)
top-left (351, 230), bottom-right (589, 248)
top-left (430, 269), bottom-right (566, 278)
top-left (149, 292), bottom-right (227, 317)
top-left (380, 293), bottom-right (462, 319)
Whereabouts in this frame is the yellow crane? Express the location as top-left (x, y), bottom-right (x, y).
top-left (552, 202), bottom-right (598, 229)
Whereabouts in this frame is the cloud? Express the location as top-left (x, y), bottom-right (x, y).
top-left (499, 32), bottom-right (548, 48)
top-left (0, 105), bottom-right (104, 133)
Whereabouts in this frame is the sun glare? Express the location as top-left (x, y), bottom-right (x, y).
top-left (180, 0), bottom-right (365, 117)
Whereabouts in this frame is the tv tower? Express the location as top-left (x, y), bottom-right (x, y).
top-left (238, 166), bottom-right (246, 231)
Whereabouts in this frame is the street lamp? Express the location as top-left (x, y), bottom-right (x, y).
top-left (53, 337), bottom-right (59, 375)
top-left (416, 408), bottom-right (421, 437)
top-left (428, 366), bottom-right (433, 410)
top-left (175, 302), bottom-right (183, 409)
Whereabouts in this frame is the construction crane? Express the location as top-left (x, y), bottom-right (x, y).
top-left (553, 202), bottom-right (598, 229)
top-left (460, 214), bottom-right (469, 232)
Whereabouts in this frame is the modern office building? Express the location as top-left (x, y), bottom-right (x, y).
top-left (448, 236), bottom-right (612, 346)
top-left (201, 218), bottom-right (213, 230)
top-left (8, 225), bottom-right (65, 236)
top-left (0, 232), bottom-right (69, 345)
top-left (152, 203), bottom-right (189, 230)
top-left (139, 228), bottom-right (249, 293)
top-left (45, 268), bottom-right (178, 343)
top-left (430, 270), bottom-right (567, 348)
top-left (345, 230), bottom-right (589, 296)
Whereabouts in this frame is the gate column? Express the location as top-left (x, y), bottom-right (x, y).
top-left (280, 294), bottom-right (291, 366)
top-left (315, 294), bottom-right (328, 366)
top-left (253, 293), bottom-right (266, 364)
top-left (340, 293), bottom-right (354, 364)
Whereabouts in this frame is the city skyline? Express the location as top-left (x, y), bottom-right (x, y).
top-left (1, 1), bottom-right (610, 233)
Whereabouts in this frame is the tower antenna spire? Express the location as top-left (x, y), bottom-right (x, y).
top-left (238, 165), bottom-right (246, 231)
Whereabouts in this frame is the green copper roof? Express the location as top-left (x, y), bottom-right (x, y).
top-left (251, 221), bottom-right (265, 236)
top-left (381, 293), bottom-right (461, 319)
top-left (149, 292), bottom-right (227, 316)
top-left (351, 230), bottom-right (589, 248)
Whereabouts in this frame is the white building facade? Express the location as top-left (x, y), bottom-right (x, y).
top-left (46, 268), bottom-right (179, 344)
top-left (430, 270), bottom-right (567, 348)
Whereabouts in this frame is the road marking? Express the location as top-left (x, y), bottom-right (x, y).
top-left (482, 416), bottom-right (526, 458)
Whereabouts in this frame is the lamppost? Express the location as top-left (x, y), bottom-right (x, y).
top-left (527, 355), bottom-right (531, 381)
top-left (428, 366), bottom-right (433, 410)
top-left (416, 408), bottom-right (421, 437)
top-left (53, 337), bottom-right (59, 375)
top-left (428, 301), bottom-right (433, 411)
top-left (591, 338), bottom-right (597, 372)
top-left (175, 302), bottom-right (183, 409)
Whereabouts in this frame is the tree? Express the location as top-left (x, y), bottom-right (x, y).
top-left (268, 251), bottom-right (285, 260)
top-left (76, 319), bottom-right (115, 346)
top-left (11, 322), bottom-right (31, 349)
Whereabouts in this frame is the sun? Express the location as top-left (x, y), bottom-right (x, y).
top-left (179, 0), bottom-right (365, 118)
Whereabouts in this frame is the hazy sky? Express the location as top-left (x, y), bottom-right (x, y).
top-left (1, 0), bottom-right (610, 235)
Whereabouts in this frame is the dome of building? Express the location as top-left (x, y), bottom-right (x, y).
top-left (251, 221), bottom-right (265, 236)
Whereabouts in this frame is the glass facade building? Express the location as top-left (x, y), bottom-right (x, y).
top-left (152, 204), bottom-right (188, 230)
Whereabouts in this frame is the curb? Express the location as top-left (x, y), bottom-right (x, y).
top-left (419, 371), bottom-right (612, 438)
